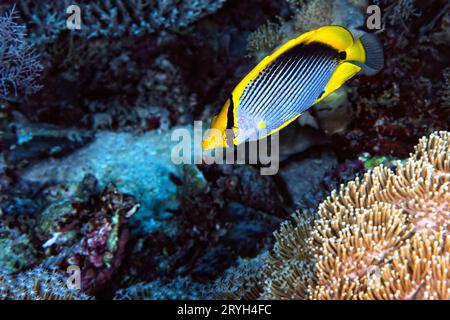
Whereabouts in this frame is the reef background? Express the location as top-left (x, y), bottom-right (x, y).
top-left (0, 0), bottom-right (449, 299)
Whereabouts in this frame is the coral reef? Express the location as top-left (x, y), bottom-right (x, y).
top-left (15, 128), bottom-right (287, 297)
top-left (21, 130), bottom-right (183, 231)
top-left (246, 20), bottom-right (284, 61)
top-left (246, 0), bottom-right (364, 60)
top-left (0, 0), bottom-right (448, 301)
top-left (0, 267), bottom-right (91, 300)
top-left (0, 7), bottom-right (42, 100)
top-left (260, 131), bottom-right (450, 300)
top-left (0, 225), bottom-right (37, 273)
top-left (212, 253), bottom-right (267, 300)
top-left (331, 0), bottom-right (450, 159)
top-left (36, 175), bottom-right (140, 295)
top-left (11, 0), bottom-right (227, 43)
top-left (114, 277), bottom-right (209, 300)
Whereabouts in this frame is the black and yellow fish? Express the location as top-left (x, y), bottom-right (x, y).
top-left (201, 25), bottom-right (384, 150)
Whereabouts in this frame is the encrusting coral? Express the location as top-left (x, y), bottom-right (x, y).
top-left (260, 131), bottom-right (450, 300)
top-left (0, 267), bottom-right (91, 300)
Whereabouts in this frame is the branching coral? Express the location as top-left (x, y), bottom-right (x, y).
top-left (290, 0), bottom-right (334, 34)
top-left (10, 0), bottom-right (226, 44)
top-left (0, 7), bottom-right (42, 100)
top-left (246, 0), bottom-right (333, 59)
top-left (212, 253), bottom-right (268, 300)
top-left (260, 131), bottom-right (450, 300)
top-left (375, 0), bottom-right (421, 31)
top-left (0, 267), bottom-right (91, 300)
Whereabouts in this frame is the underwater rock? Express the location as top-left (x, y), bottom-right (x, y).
top-left (2, 112), bottom-right (93, 168)
top-left (279, 149), bottom-right (338, 207)
top-left (278, 125), bottom-right (330, 162)
top-left (22, 130), bottom-right (184, 232)
top-left (313, 86), bottom-right (354, 136)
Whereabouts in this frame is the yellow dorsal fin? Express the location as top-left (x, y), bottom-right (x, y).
top-left (302, 25), bottom-right (355, 51)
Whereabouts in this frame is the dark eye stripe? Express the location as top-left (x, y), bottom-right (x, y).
top-left (226, 96), bottom-right (235, 130)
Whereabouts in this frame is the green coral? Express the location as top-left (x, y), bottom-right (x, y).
top-left (358, 153), bottom-right (405, 170)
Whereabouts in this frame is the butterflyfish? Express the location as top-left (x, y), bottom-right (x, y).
top-left (201, 25), bottom-right (384, 150)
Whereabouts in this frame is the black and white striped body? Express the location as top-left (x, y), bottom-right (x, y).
top-left (236, 42), bottom-right (340, 143)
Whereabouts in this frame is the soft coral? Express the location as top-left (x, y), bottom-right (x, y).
top-left (0, 6), bottom-right (42, 101)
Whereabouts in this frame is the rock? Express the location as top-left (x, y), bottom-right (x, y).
top-left (21, 129), bottom-right (192, 232)
top-left (279, 149), bottom-right (338, 207)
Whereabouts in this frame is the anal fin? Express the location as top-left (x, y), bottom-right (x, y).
top-left (314, 62), bottom-right (361, 105)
